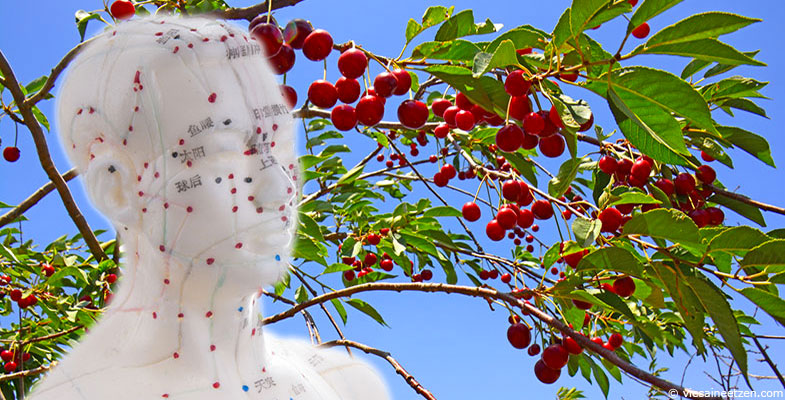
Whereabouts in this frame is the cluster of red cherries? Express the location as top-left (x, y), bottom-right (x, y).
top-left (0, 347), bottom-right (31, 374)
top-left (338, 229), bottom-right (435, 283)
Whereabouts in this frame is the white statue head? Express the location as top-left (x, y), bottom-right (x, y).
top-left (56, 16), bottom-right (299, 287)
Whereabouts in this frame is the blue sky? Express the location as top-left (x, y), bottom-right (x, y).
top-left (2, 0), bottom-right (785, 399)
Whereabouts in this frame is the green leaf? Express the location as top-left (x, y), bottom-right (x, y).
top-left (719, 98), bottom-right (768, 119)
top-left (586, 1), bottom-right (632, 30)
top-left (740, 240), bottom-right (785, 270)
top-left (716, 126), bottom-right (775, 167)
top-left (709, 193), bottom-right (766, 227)
top-left (434, 10), bottom-right (500, 42)
top-left (75, 10), bottom-right (102, 42)
top-left (576, 247), bottom-right (644, 277)
top-left (423, 206), bottom-right (462, 218)
top-left (472, 39), bottom-right (518, 77)
top-left (640, 39), bottom-right (765, 66)
top-left (346, 298), bottom-right (388, 327)
top-left (551, 8), bottom-right (573, 47)
top-left (295, 285), bottom-right (309, 303)
top-left (32, 106), bottom-right (50, 131)
top-left (644, 12), bottom-right (760, 47)
top-left (569, 0), bottom-right (612, 37)
top-left (405, 19), bottom-right (423, 43)
top-left (485, 26), bottom-right (548, 53)
top-left (335, 164), bottom-right (365, 185)
top-left (544, 92), bottom-right (592, 157)
top-left (411, 40), bottom-right (481, 61)
top-left (622, 209), bottom-right (702, 247)
top-left (548, 157), bottom-right (589, 197)
top-left (591, 359), bottom-right (610, 398)
top-left (704, 50), bottom-right (762, 78)
top-left (681, 58), bottom-right (711, 79)
top-left (609, 192), bottom-right (661, 207)
top-left (330, 298), bottom-right (347, 324)
top-left (607, 89), bottom-right (692, 166)
top-left (292, 235), bottom-right (327, 266)
top-left (24, 76), bottom-right (48, 95)
top-left (685, 275), bottom-right (747, 378)
top-left (628, 0), bottom-right (684, 32)
top-left (650, 262), bottom-right (706, 353)
top-left (708, 226), bottom-right (770, 256)
top-left (422, 6), bottom-right (453, 28)
top-left (702, 76), bottom-right (768, 101)
top-left (572, 218), bottom-right (601, 248)
top-left (739, 287), bottom-right (785, 328)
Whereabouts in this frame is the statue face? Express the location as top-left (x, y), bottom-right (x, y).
top-left (57, 17), bottom-right (299, 281)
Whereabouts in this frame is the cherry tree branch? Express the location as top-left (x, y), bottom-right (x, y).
top-left (0, 168), bottom-right (78, 229)
top-left (264, 282), bottom-right (719, 400)
top-left (752, 335), bottom-right (785, 389)
top-left (217, 0), bottom-right (306, 20)
top-left (320, 339), bottom-right (437, 400)
top-left (0, 51), bottom-right (108, 262)
top-left (0, 363), bottom-right (53, 383)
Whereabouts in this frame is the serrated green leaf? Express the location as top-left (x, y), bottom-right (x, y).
top-left (485, 26), bottom-right (547, 53)
top-left (472, 39), bottom-right (518, 77)
top-left (294, 286), bottom-right (309, 303)
top-left (716, 126), bottom-right (775, 167)
top-left (346, 298), bottom-right (388, 326)
top-left (423, 206), bottom-right (462, 218)
top-left (609, 192), bottom-right (661, 207)
top-left (639, 39), bottom-right (765, 66)
top-left (628, 0), bottom-right (684, 32)
top-left (569, 0), bottom-right (611, 37)
top-left (75, 10), bottom-right (102, 42)
top-left (411, 40), bottom-right (481, 61)
top-left (644, 12), bottom-right (760, 48)
top-left (591, 359), bottom-right (610, 398)
top-left (551, 8), bottom-right (573, 47)
top-left (335, 164), bottom-right (365, 186)
top-left (622, 209), bottom-right (702, 247)
top-left (739, 287), bottom-right (785, 328)
top-left (684, 274), bottom-right (747, 378)
top-left (573, 218), bottom-right (601, 248)
top-left (576, 247), bottom-right (644, 277)
top-left (586, 1), bottom-right (632, 29)
top-left (704, 50), bottom-right (762, 78)
top-left (709, 193), bottom-right (766, 227)
top-left (548, 157), bottom-right (588, 197)
top-left (405, 19), bottom-right (423, 43)
top-left (701, 76), bottom-right (768, 101)
top-left (719, 98), bottom-right (768, 119)
top-left (708, 226), bottom-right (770, 256)
top-left (331, 298), bottom-right (347, 324)
top-left (434, 9), bottom-right (500, 41)
top-left (422, 5), bottom-right (453, 28)
top-left (32, 106), bottom-right (50, 131)
top-left (740, 240), bottom-right (785, 271)
top-left (292, 235), bottom-right (327, 266)
top-left (681, 58), bottom-right (711, 79)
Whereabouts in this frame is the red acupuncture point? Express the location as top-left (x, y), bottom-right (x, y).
top-left (208, 93), bottom-right (217, 103)
top-left (173, 352), bottom-right (179, 359)
top-left (235, 242), bottom-right (243, 249)
top-left (213, 382), bottom-right (220, 389)
top-left (206, 257), bottom-right (215, 265)
top-left (205, 311), bottom-right (213, 318)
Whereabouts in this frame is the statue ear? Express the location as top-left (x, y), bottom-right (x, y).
top-left (83, 144), bottom-right (140, 231)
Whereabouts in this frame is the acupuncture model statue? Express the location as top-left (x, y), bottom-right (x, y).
top-left (28, 16), bottom-right (389, 400)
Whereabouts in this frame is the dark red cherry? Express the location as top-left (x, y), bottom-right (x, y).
top-left (392, 69), bottom-right (412, 95)
top-left (356, 95), bottom-right (385, 126)
top-left (508, 96), bottom-right (532, 121)
top-left (337, 48), bottom-right (368, 79)
top-left (282, 19), bottom-right (313, 49)
top-left (302, 29), bottom-right (333, 61)
top-left (307, 80), bottom-right (338, 108)
top-left (335, 77), bottom-right (361, 104)
top-left (279, 85), bottom-right (297, 109)
top-left (331, 105), bottom-right (357, 131)
top-left (250, 23), bottom-right (283, 56)
top-left (431, 99), bottom-right (452, 117)
top-left (397, 100), bottom-right (429, 129)
top-left (495, 124), bottom-right (523, 152)
top-left (268, 43), bottom-right (295, 75)
top-left (373, 72), bottom-right (398, 98)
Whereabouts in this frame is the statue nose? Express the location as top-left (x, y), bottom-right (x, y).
top-left (252, 163), bottom-right (296, 212)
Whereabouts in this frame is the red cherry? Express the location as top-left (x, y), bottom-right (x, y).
top-left (613, 276), bottom-right (636, 297)
top-left (508, 95), bottom-right (532, 121)
top-left (521, 132), bottom-right (539, 150)
top-left (105, 273), bottom-right (118, 284)
top-left (528, 343), bottom-right (541, 356)
top-left (599, 207), bottom-right (623, 232)
top-left (421, 269), bottom-right (433, 281)
top-left (628, 0), bottom-right (639, 6)
top-left (343, 269), bottom-right (355, 281)
top-left (591, 337), bottom-right (604, 347)
top-left (616, 158), bottom-right (633, 178)
top-left (249, 14), bottom-right (276, 31)
top-left (380, 259), bottom-right (394, 272)
top-left (563, 250), bottom-right (587, 268)
top-left (689, 209), bottom-right (710, 228)
top-left (501, 273), bottom-right (512, 283)
top-left (522, 112), bottom-right (544, 135)
top-left (330, 105), bottom-right (357, 131)
top-left (110, 0), bottom-right (135, 20)
top-left (578, 113), bottom-right (594, 132)
top-left (486, 220), bottom-right (506, 241)
top-left (0, 351), bottom-right (12, 362)
top-left (654, 178), bottom-right (675, 197)
top-left (373, 72), bottom-right (398, 98)
top-left (608, 333), bottom-right (624, 349)
top-left (433, 172), bottom-right (448, 187)
top-left (434, 123), bottom-right (450, 139)
top-left (630, 158), bottom-right (652, 181)
top-left (455, 110), bottom-right (475, 131)
top-left (531, 200), bottom-right (554, 220)
top-left (700, 150), bottom-right (715, 162)
top-left (282, 19), bottom-right (313, 49)
top-left (506, 323), bottom-right (532, 349)
top-left (441, 164), bottom-right (457, 180)
top-left (598, 156), bottom-right (618, 175)
top-left (335, 77), bottom-right (361, 104)
top-left (674, 173), bottom-right (696, 195)
top-left (502, 181), bottom-right (522, 201)
top-left (455, 92), bottom-right (473, 110)
top-left (337, 48), bottom-right (367, 79)
top-left (542, 344), bottom-right (569, 369)
top-left (539, 134), bottom-right (565, 158)
top-left (364, 253), bottom-right (377, 266)
top-left (4, 361), bottom-right (17, 373)
top-left (548, 106), bottom-right (563, 128)
top-left (41, 264), bottom-right (55, 277)
top-left (268, 43), bottom-right (295, 75)
top-left (251, 23), bottom-right (284, 56)
top-left (537, 110), bottom-right (559, 137)
top-left (442, 106), bottom-right (461, 127)
top-left (367, 234), bottom-right (381, 246)
top-left (397, 100), bottom-right (429, 129)
top-left (517, 209), bottom-right (534, 228)
top-left (462, 202), bottom-right (481, 222)
top-left (632, 22), bottom-right (650, 39)
top-left (706, 207), bottom-right (725, 226)
top-left (572, 299), bottom-right (592, 310)
top-left (356, 95), bottom-right (385, 126)
top-left (392, 70), bottom-right (412, 95)
top-left (495, 124), bottom-right (524, 152)
top-left (302, 29), bottom-right (333, 61)
top-left (279, 85), bottom-right (297, 109)
top-left (560, 73), bottom-right (578, 82)
top-left (563, 336), bottom-right (583, 354)
top-left (431, 99), bottom-right (452, 117)
top-left (497, 208), bottom-right (518, 230)
top-left (3, 147), bottom-right (20, 163)
top-left (504, 70), bottom-right (531, 96)
top-left (696, 165), bottom-right (716, 185)
top-left (9, 289), bottom-right (21, 302)
top-left (307, 80), bottom-right (338, 108)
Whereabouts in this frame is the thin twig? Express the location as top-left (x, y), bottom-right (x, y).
top-left (320, 339), bottom-right (437, 400)
top-left (0, 168), bottom-right (78, 229)
top-left (217, 0), bottom-right (306, 21)
top-left (752, 335), bottom-right (785, 389)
